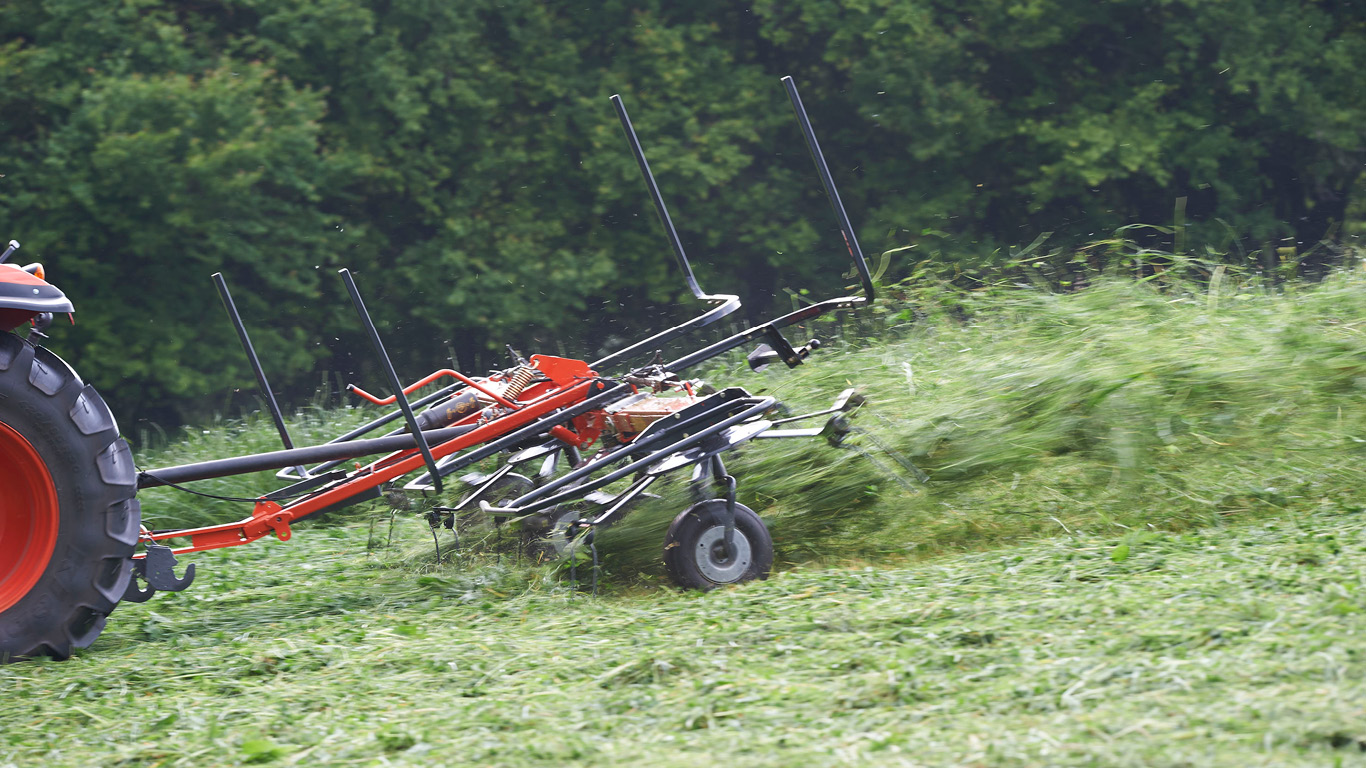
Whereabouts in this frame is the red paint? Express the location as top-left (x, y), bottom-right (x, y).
top-left (0, 308), bottom-right (36, 332)
top-left (0, 421), bottom-right (59, 613)
top-left (0, 266), bottom-right (47, 287)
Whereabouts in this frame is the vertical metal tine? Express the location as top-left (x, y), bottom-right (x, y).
top-left (781, 76), bottom-right (876, 300)
top-left (338, 268), bottom-right (443, 495)
top-left (212, 272), bottom-right (309, 479)
top-left (611, 93), bottom-right (707, 301)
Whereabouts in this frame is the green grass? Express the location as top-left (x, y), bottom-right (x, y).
top-left (4, 268), bottom-right (1366, 765)
top-left (1, 510), bottom-right (1363, 766)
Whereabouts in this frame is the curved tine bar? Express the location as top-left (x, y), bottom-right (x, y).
top-left (611, 93), bottom-right (705, 300)
top-left (590, 294), bottom-right (741, 370)
top-left (664, 295), bottom-right (864, 375)
top-left (781, 76), bottom-right (876, 301)
top-left (596, 93), bottom-right (743, 372)
top-left (611, 93), bottom-right (739, 307)
top-left (339, 268), bottom-right (443, 495)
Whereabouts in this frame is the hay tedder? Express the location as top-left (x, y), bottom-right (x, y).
top-left (0, 78), bottom-right (892, 661)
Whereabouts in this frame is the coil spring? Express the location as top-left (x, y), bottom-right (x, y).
top-left (503, 365), bottom-right (536, 401)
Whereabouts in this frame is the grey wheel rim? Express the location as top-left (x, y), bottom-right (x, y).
top-left (694, 525), bottom-right (752, 583)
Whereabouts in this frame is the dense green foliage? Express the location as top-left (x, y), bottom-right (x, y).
top-left (1, 0), bottom-right (1363, 425)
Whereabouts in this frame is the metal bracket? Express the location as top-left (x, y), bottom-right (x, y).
top-left (122, 544), bottom-right (197, 603)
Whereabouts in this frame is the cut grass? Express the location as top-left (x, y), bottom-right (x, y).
top-left (5, 269), bottom-right (1364, 765)
top-left (1, 508), bottom-right (1362, 766)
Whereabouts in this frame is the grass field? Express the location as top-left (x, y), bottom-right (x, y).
top-left (3, 510), bottom-right (1363, 766)
top-left (4, 268), bottom-right (1365, 766)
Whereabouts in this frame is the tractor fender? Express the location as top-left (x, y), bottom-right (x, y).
top-left (0, 264), bottom-right (73, 332)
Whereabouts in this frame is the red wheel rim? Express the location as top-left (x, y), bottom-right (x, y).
top-left (0, 420), bottom-right (59, 613)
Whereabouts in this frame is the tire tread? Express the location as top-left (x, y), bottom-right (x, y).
top-left (0, 334), bottom-right (139, 662)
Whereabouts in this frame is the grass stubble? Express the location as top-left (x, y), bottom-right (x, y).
top-left (2, 271), bottom-right (1364, 766)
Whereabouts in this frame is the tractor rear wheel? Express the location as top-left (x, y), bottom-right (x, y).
top-left (0, 333), bottom-right (139, 662)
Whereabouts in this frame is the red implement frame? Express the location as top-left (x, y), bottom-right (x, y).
top-left (140, 358), bottom-right (601, 556)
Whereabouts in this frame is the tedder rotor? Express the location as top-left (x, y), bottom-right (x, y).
top-left (0, 77), bottom-right (911, 662)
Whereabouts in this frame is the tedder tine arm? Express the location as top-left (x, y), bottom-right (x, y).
top-left (781, 76), bottom-right (876, 302)
top-left (212, 272), bottom-right (309, 479)
top-left (593, 94), bottom-right (742, 371)
top-left (339, 268), bottom-right (444, 495)
top-left (611, 93), bottom-right (710, 303)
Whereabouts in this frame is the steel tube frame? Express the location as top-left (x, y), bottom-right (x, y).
top-left (137, 424), bottom-right (479, 488)
top-left (276, 382), bottom-right (463, 480)
top-left (141, 378), bottom-right (619, 555)
top-left (492, 394), bottom-right (775, 516)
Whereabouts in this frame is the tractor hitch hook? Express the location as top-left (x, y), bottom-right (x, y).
top-left (122, 544), bottom-right (197, 603)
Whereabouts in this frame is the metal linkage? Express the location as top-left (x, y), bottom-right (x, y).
top-left (485, 391), bottom-right (775, 517)
top-left (398, 380), bottom-right (634, 488)
top-left (663, 295), bottom-right (863, 374)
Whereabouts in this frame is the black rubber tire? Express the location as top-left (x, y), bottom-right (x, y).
top-left (662, 499), bottom-right (772, 591)
top-left (0, 333), bottom-right (139, 662)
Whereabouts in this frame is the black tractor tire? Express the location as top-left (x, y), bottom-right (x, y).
top-left (662, 499), bottom-right (772, 591)
top-left (0, 333), bottom-right (140, 662)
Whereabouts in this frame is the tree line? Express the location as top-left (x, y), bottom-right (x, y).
top-left (1, 0), bottom-right (1361, 428)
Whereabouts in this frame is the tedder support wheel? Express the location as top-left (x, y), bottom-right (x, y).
top-left (663, 499), bottom-right (773, 591)
top-left (0, 333), bottom-right (140, 662)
